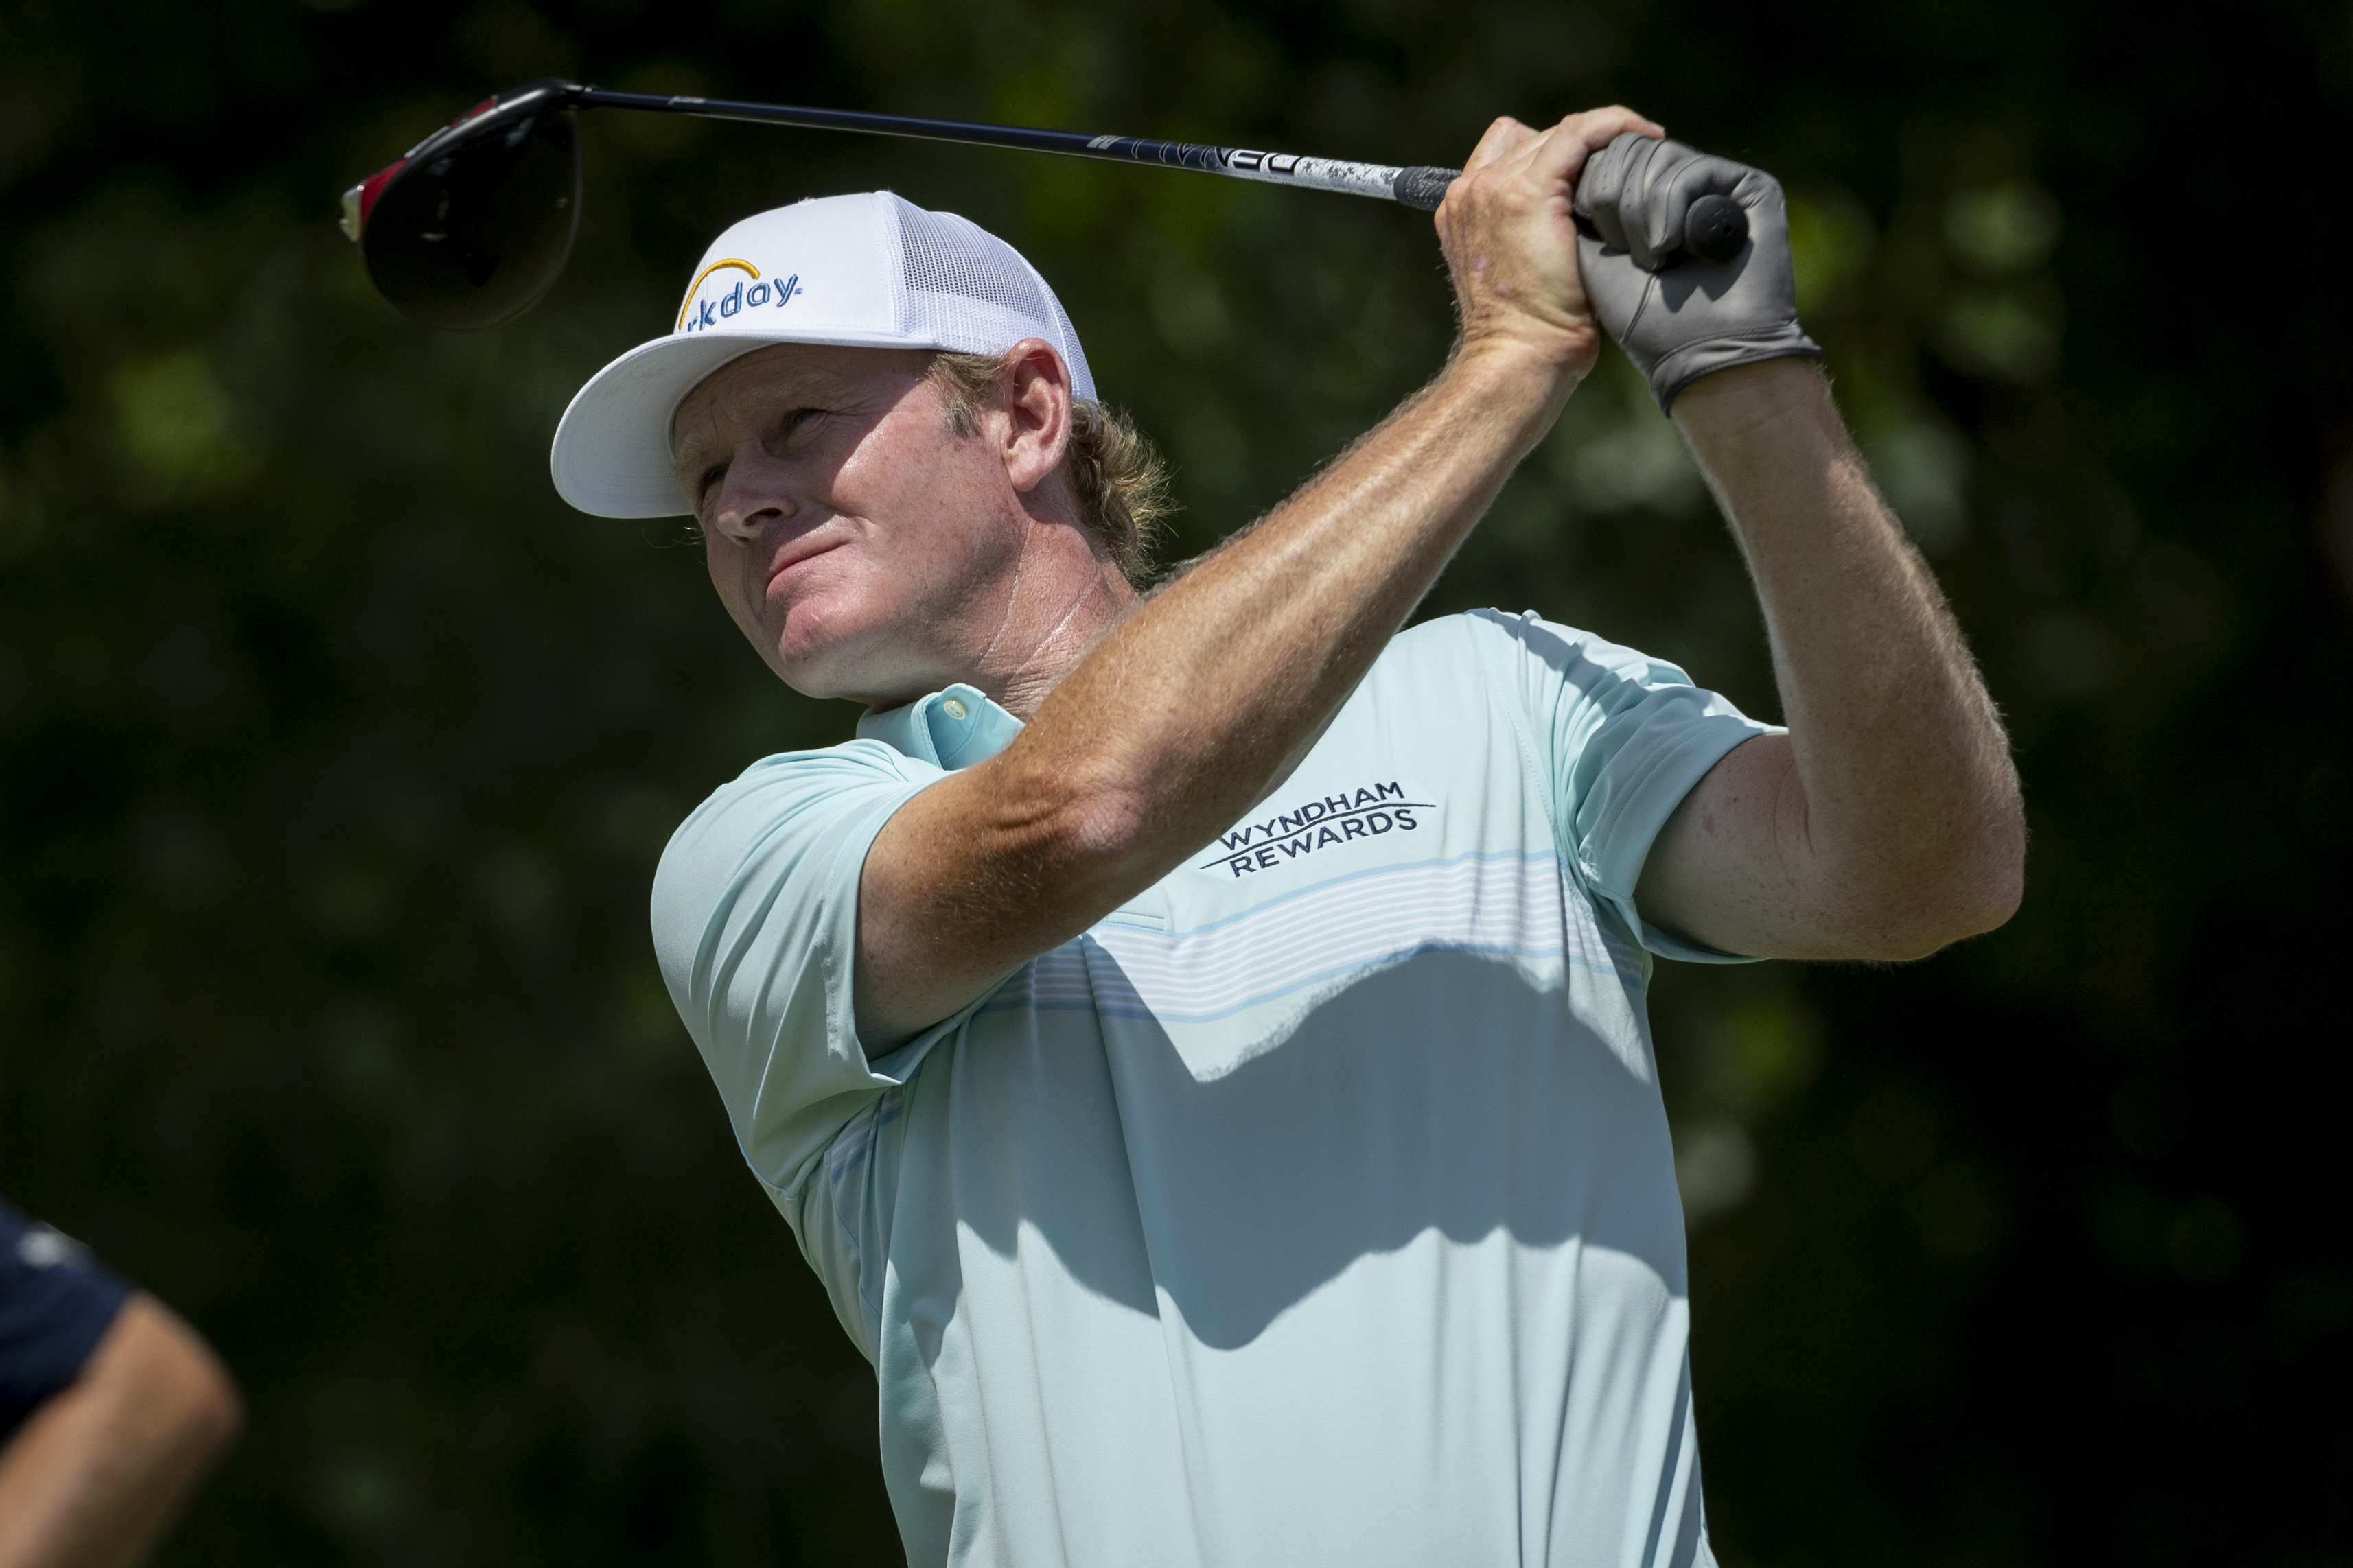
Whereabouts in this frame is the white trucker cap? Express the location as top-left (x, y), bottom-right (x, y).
top-left (550, 191), bottom-right (1096, 517)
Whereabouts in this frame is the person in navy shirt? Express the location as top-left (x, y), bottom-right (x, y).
top-left (0, 1198), bottom-right (239, 1568)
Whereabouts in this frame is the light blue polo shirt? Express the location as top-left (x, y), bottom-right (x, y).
top-left (653, 609), bottom-right (1776, 1568)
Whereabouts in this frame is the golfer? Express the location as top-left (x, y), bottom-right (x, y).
top-left (552, 107), bottom-right (2023, 1567)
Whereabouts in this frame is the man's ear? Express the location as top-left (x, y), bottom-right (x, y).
top-left (995, 338), bottom-right (1074, 496)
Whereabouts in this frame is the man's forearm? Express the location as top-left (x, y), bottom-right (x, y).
top-left (1010, 344), bottom-right (1568, 865)
top-left (951, 344), bottom-right (1563, 895)
top-left (857, 344), bottom-right (1573, 1039)
top-left (1667, 360), bottom-right (2024, 952)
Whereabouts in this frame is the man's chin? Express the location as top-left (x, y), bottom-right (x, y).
top-left (771, 631), bottom-right (936, 710)
top-left (764, 604), bottom-right (883, 697)
top-left (769, 649), bottom-right (860, 702)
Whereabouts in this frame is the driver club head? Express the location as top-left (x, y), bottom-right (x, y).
top-left (343, 79), bottom-right (583, 331)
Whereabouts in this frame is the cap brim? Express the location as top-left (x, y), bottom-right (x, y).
top-left (548, 323), bottom-right (937, 518)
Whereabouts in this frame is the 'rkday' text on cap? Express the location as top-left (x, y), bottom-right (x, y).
top-left (677, 262), bottom-right (804, 334)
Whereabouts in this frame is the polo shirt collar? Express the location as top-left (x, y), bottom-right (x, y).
top-left (856, 683), bottom-right (1024, 771)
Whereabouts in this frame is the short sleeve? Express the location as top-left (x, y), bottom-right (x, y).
top-left (0, 1199), bottom-right (132, 1442)
top-left (652, 740), bottom-right (957, 1207)
top-left (1466, 609), bottom-right (1781, 963)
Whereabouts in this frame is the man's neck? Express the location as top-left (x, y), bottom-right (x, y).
top-left (850, 513), bottom-right (1137, 722)
top-left (973, 548), bottom-right (1137, 719)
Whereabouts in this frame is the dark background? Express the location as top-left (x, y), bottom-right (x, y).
top-left (3, 0), bottom-right (2348, 1562)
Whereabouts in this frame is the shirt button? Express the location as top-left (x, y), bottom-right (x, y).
top-left (941, 698), bottom-right (969, 721)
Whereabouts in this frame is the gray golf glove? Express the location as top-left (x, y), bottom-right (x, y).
top-left (1574, 132), bottom-right (1823, 410)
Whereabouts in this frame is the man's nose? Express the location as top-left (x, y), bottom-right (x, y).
top-left (710, 447), bottom-right (798, 543)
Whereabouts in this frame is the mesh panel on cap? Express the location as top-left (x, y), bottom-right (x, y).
top-left (886, 196), bottom-right (1096, 401)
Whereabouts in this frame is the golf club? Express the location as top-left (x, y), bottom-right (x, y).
top-left (341, 78), bottom-right (1750, 331)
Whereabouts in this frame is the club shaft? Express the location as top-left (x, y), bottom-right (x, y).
top-left (571, 86), bottom-right (1446, 206)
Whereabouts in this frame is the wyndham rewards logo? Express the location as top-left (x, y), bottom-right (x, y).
top-left (677, 259), bottom-right (805, 334)
top-left (1197, 779), bottom-right (1435, 878)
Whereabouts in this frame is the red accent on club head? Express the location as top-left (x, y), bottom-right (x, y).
top-left (350, 88), bottom-right (545, 239)
top-left (353, 157), bottom-right (410, 234)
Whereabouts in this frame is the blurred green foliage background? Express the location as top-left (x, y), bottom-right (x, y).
top-left (3, 0), bottom-right (2350, 1562)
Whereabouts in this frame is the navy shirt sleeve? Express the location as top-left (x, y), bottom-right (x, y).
top-left (0, 1197), bottom-right (132, 1443)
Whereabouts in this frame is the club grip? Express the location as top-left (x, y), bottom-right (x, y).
top-left (1397, 167), bottom-right (1748, 266)
top-left (1681, 194), bottom-right (1748, 263)
top-left (1390, 166), bottom-right (1459, 211)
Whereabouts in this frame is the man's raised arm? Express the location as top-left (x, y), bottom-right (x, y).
top-left (1634, 361), bottom-right (2025, 961)
top-left (1536, 130), bottom-right (2023, 964)
top-left (855, 106), bottom-right (1662, 1044)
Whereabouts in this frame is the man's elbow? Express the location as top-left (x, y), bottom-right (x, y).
top-left (1896, 863), bottom-right (2024, 958)
top-left (992, 751), bottom-right (1161, 880)
top-left (114, 1296), bottom-right (244, 1464)
top-left (169, 1340), bottom-right (244, 1465)
top-left (1835, 839), bottom-right (2026, 961)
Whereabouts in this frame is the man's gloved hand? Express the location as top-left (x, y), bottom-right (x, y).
top-left (1573, 132), bottom-right (1823, 410)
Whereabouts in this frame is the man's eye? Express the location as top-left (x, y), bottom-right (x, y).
top-left (697, 463), bottom-right (728, 501)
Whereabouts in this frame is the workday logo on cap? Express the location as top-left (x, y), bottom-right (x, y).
top-left (654, 193), bottom-right (902, 347)
top-left (677, 259), bottom-right (805, 334)
top-left (553, 192), bottom-right (1096, 519)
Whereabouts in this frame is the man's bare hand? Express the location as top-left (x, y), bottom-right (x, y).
top-left (1435, 107), bottom-right (1665, 379)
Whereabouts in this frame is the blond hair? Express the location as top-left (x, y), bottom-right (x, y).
top-left (925, 351), bottom-right (1173, 582)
